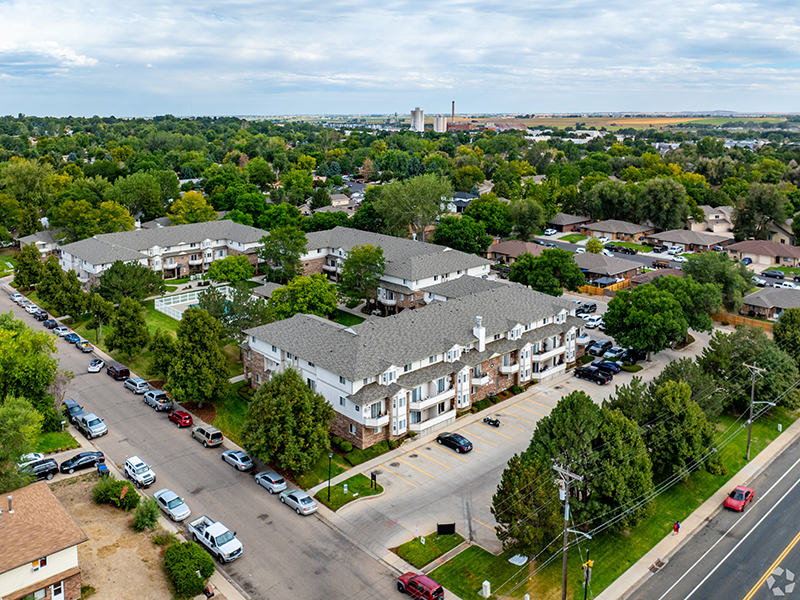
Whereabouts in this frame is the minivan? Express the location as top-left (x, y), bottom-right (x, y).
top-left (107, 363), bottom-right (130, 380)
top-left (191, 425), bottom-right (224, 448)
top-left (124, 377), bottom-right (150, 394)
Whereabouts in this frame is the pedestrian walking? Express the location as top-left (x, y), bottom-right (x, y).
top-left (673, 521), bottom-right (680, 534)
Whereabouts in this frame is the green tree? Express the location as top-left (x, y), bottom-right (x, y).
top-left (586, 180), bottom-right (638, 222)
top-left (245, 156), bottom-right (277, 191)
top-left (337, 244), bottom-right (386, 309)
top-left (774, 307), bottom-right (800, 363)
top-left (206, 255), bottom-right (254, 284)
top-left (0, 396), bottom-right (43, 494)
top-left (165, 307), bottom-right (229, 408)
top-left (509, 249), bottom-right (585, 297)
top-left (241, 368), bottom-right (334, 473)
top-left (375, 173), bottom-right (452, 241)
top-left (168, 190), bottom-right (217, 225)
top-left (650, 358), bottom-right (727, 421)
top-left (0, 316), bottom-right (59, 404)
top-left (507, 197), bottom-right (545, 241)
top-left (268, 274), bottom-right (338, 320)
top-left (351, 202), bottom-right (384, 233)
top-left (17, 205), bottom-right (42, 237)
top-left (52, 270), bottom-right (88, 318)
top-left (0, 158), bottom-right (54, 208)
top-left (432, 216), bottom-right (493, 255)
top-left (300, 211), bottom-right (352, 233)
top-left (732, 182), bottom-right (788, 241)
top-left (105, 298), bottom-right (151, 361)
top-left (95, 260), bottom-right (166, 304)
top-left (50, 199), bottom-right (134, 242)
top-left (221, 283), bottom-right (273, 353)
top-left (491, 453), bottom-right (561, 556)
top-left (36, 255), bottom-right (67, 307)
top-left (258, 226), bottom-right (308, 283)
top-left (226, 208), bottom-right (254, 227)
top-left (638, 178), bottom-right (689, 231)
top-left (106, 171), bottom-right (163, 220)
top-left (463, 193), bottom-right (512, 237)
top-left (164, 542), bottom-right (216, 598)
top-left (310, 187), bottom-right (332, 210)
top-left (605, 376), bottom-right (652, 424)
top-left (651, 275), bottom-right (722, 336)
top-left (682, 251), bottom-right (752, 312)
top-left (13, 244), bottom-right (43, 290)
top-left (86, 293), bottom-right (115, 343)
top-left (603, 285), bottom-right (688, 360)
top-left (585, 237), bottom-right (603, 254)
top-left (0, 192), bottom-right (23, 231)
top-left (149, 328), bottom-right (176, 383)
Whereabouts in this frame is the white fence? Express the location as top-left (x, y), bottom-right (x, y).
top-left (154, 286), bottom-right (232, 321)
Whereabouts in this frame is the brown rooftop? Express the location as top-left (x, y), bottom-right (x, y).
top-left (726, 239), bottom-right (800, 259)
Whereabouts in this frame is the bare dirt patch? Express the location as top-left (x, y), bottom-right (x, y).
top-left (182, 400), bottom-right (218, 424)
top-left (51, 475), bottom-right (173, 600)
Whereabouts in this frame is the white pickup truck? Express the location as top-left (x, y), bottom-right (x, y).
top-left (187, 516), bottom-right (243, 563)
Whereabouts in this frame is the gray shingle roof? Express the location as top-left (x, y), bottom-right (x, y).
top-left (487, 240), bottom-right (544, 259)
top-left (648, 230), bottom-right (730, 246)
top-left (251, 283), bottom-right (283, 299)
top-left (549, 212), bottom-right (592, 226)
top-left (422, 276), bottom-right (506, 298)
top-left (726, 240), bottom-right (800, 259)
top-left (348, 383), bottom-right (401, 406)
top-left (18, 230), bottom-right (58, 245)
top-left (59, 237), bottom-right (149, 265)
top-left (305, 227), bottom-right (491, 281)
top-left (574, 253), bottom-right (641, 276)
top-left (245, 282), bottom-right (574, 381)
top-left (743, 288), bottom-right (800, 310)
top-left (585, 220), bottom-right (652, 235)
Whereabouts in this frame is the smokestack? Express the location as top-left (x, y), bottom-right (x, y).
top-left (8, 495), bottom-right (13, 514)
top-left (452, 101), bottom-right (455, 124)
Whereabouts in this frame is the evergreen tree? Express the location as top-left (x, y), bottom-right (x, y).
top-left (13, 244), bottom-right (42, 290)
top-left (105, 298), bottom-right (150, 361)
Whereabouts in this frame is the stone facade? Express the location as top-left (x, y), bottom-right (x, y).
top-left (330, 409), bottom-right (405, 449)
top-left (470, 358), bottom-right (507, 403)
top-left (302, 256), bottom-right (327, 276)
top-left (242, 348), bottom-right (269, 385)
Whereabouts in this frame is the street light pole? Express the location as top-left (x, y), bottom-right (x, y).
top-left (744, 362), bottom-right (766, 460)
top-left (327, 452), bottom-right (333, 501)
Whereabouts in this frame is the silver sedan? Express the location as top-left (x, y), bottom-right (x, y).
top-left (279, 489), bottom-right (318, 516)
top-left (221, 450), bottom-right (254, 471)
top-left (153, 488), bottom-right (191, 521)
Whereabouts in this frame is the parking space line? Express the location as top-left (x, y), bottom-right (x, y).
top-left (477, 423), bottom-right (513, 439)
top-left (516, 403), bottom-right (546, 417)
top-left (501, 408), bottom-right (534, 424)
top-left (528, 398), bottom-right (554, 411)
top-left (397, 457), bottom-right (435, 478)
top-left (472, 517), bottom-right (496, 532)
top-left (464, 431), bottom-right (497, 447)
top-left (430, 444), bottom-right (469, 462)
top-left (379, 466), bottom-right (418, 488)
top-left (415, 452), bottom-right (452, 470)
top-left (497, 420), bottom-right (525, 432)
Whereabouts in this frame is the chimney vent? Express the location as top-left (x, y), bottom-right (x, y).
top-left (8, 495), bottom-right (13, 514)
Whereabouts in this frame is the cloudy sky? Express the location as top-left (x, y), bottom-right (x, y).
top-left (1, 0), bottom-right (799, 117)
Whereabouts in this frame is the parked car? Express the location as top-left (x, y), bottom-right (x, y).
top-left (43, 319), bottom-right (58, 329)
top-left (652, 244), bottom-right (668, 253)
top-left (794, 274), bottom-right (800, 283)
top-left (192, 425), bottom-right (224, 448)
top-left (24, 304), bottom-right (41, 314)
top-left (604, 244), bottom-right (618, 252)
top-left (620, 348), bottom-right (647, 364)
top-left (723, 486), bottom-right (754, 512)
top-left (753, 277), bottom-right (767, 287)
top-left (168, 410), bottom-right (193, 428)
top-left (18, 299), bottom-right (31, 306)
top-left (667, 244), bottom-right (685, 255)
top-left (597, 236), bottom-right (609, 243)
top-left (576, 303), bottom-right (597, 315)
top-left (436, 432), bottom-right (473, 453)
top-left (595, 360), bottom-right (622, 374)
top-left (154, 488), bottom-right (191, 521)
top-left (587, 340), bottom-right (613, 356)
top-left (396, 573), bottom-right (445, 599)
top-left (255, 471), bottom-right (287, 494)
top-left (777, 281), bottom-right (799, 289)
top-left (222, 450), bottom-right (254, 471)
top-left (187, 515), bottom-right (243, 562)
top-left (124, 455), bottom-right (156, 488)
top-left (124, 377), bottom-right (150, 394)
top-left (78, 340), bottom-right (93, 353)
top-left (33, 310), bottom-right (49, 321)
top-left (88, 358), bottom-right (105, 373)
top-left (63, 333), bottom-right (80, 344)
top-left (20, 458), bottom-right (59, 482)
top-left (619, 247), bottom-right (637, 255)
top-left (575, 247), bottom-right (586, 254)
top-left (279, 489), bottom-right (319, 516)
top-left (62, 398), bottom-right (85, 424)
top-left (762, 270), bottom-right (785, 279)
top-left (585, 315), bottom-right (604, 329)
top-left (17, 452), bottom-right (45, 468)
top-left (579, 313), bottom-right (592, 321)
top-left (75, 413), bottom-right (107, 440)
top-left (10, 293), bottom-right (24, 303)
top-left (106, 363), bottom-right (130, 380)
top-left (144, 390), bottom-right (173, 411)
top-left (602, 249), bottom-right (614, 257)
top-left (671, 256), bottom-right (688, 263)
top-left (652, 259), bottom-right (671, 269)
top-left (602, 346), bottom-right (626, 361)
top-left (740, 257), bottom-right (753, 265)
top-left (544, 228), bottom-right (557, 236)
top-left (574, 365), bottom-right (613, 384)
top-left (60, 451), bottom-right (105, 474)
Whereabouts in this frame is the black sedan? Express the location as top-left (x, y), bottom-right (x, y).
top-left (59, 451), bottom-right (105, 474)
top-left (43, 319), bottom-right (58, 329)
top-left (436, 432), bottom-right (473, 453)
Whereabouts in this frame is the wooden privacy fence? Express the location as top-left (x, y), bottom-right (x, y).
top-left (579, 279), bottom-right (632, 296)
top-left (711, 312), bottom-right (773, 333)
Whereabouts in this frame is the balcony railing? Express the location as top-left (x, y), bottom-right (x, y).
top-left (410, 408), bottom-right (456, 433)
top-left (364, 414), bottom-right (390, 427)
top-left (533, 345), bottom-right (565, 362)
top-left (411, 387), bottom-right (455, 411)
top-left (379, 295), bottom-right (397, 306)
top-left (499, 363), bottom-right (519, 374)
top-left (472, 374), bottom-right (490, 386)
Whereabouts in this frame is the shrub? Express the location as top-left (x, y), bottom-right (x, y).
top-left (331, 436), bottom-right (343, 447)
top-left (488, 395), bottom-right (500, 404)
top-left (153, 529), bottom-right (178, 547)
top-left (164, 542), bottom-right (216, 598)
top-left (93, 477), bottom-right (140, 511)
top-left (345, 299), bottom-right (361, 309)
top-left (472, 398), bottom-right (492, 412)
top-left (344, 440), bottom-right (390, 466)
top-left (408, 431), bottom-right (416, 438)
top-left (132, 497), bottom-right (160, 532)
top-left (510, 385), bottom-right (524, 395)
top-left (340, 440), bottom-right (353, 452)
top-left (388, 439), bottom-right (400, 450)
top-left (622, 365), bottom-right (643, 373)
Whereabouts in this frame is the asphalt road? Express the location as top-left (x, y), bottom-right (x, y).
top-left (1, 292), bottom-right (394, 600)
top-left (534, 236), bottom-right (683, 269)
top-left (627, 436), bottom-right (800, 600)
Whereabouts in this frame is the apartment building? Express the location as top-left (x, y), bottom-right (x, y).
top-left (243, 283), bottom-right (582, 449)
top-left (0, 483), bottom-right (87, 600)
top-left (58, 220), bottom-right (266, 283)
top-left (301, 227), bottom-right (493, 313)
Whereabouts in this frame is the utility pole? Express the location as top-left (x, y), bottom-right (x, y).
top-left (554, 464), bottom-right (583, 600)
top-left (582, 551), bottom-right (593, 600)
top-left (744, 362), bottom-right (766, 460)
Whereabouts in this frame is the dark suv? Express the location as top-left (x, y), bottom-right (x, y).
top-left (106, 363), bottom-right (130, 380)
top-left (21, 458), bottom-right (60, 481)
top-left (33, 310), bottom-right (49, 321)
top-left (62, 398), bottom-right (85, 424)
top-left (574, 365), bottom-right (613, 384)
top-left (620, 348), bottom-right (647, 364)
top-left (762, 270), bottom-right (785, 280)
top-left (652, 244), bottom-right (668, 253)
top-left (587, 340), bottom-right (612, 356)
top-left (577, 303), bottom-right (597, 315)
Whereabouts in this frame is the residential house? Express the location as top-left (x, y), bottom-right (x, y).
top-left (140, 217), bottom-right (172, 229)
top-left (485, 240), bottom-right (544, 265)
top-left (547, 212), bottom-right (592, 233)
top-left (574, 253), bottom-right (642, 282)
top-left (449, 192), bottom-right (478, 214)
top-left (580, 220), bottom-right (654, 242)
top-left (59, 220), bottom-right (267, 284)
top-left (725, 240), bottom-right (800, 268)
top-left (689, 205), bottom-right (734, 238)
top-left (251, 282), bottom-right (283, 301)
top-left (644, 230), bottom-right (730, 252)
top-left (768, 219), bottom-right (795, 246)
top-left (18, 230), bottom-right (60, 258)
top-left (302, 227), bottom-right (492, 314)
top-left (741, 288), bottom-right (800, 319)
top-left (0, 482), bottom-right (87, 600)
top-left (243, 283), bottom-right (583, 448)
top-left (630, 268), bottom-right (684, 287)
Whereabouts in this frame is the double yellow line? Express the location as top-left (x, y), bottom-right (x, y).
top-left (743, 529), bottom-right (800, 600)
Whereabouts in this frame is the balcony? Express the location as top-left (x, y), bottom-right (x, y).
top-left (499, 363), bottom-right (519, 374)
top-left (533, 345), bottom-right (565, 363)
top-left (189, 257), bottom-right (203, 265)
top-left (364, 413), bottom-right (390, 427)
top-left (322, 262), bottom-right (342, 273)
top-left (410, 408), bottom-right (457, 433)
top-left (379, 295), bottom-right (397, 306)
top-left (472, 374), bottom-right (490, 386)
top-left (411, 386), bottom-right (455, 411)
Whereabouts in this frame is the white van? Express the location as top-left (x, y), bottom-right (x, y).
top-left (668, 244), bottom-right (685, 255)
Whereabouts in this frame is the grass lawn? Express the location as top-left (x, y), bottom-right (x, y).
top-left (164, 285), bottom-right (179, 292)
top-left (210, 381), bottom-right (251, 446)
top-left (36, 431), bottom-right (80, 454)
top-left (560, 234), bottom-right (586, 244)
top-left (611, 241), bottom-right (651, 252)
top-left (0, 250), bottom-right (16, 277)
top-left (397, 533), bottom-right (464, 569)
top-left (331, 309), bottom-right (365, 327)
top-left (431, 546), bottom-right (533, 600)
top-left (295, 452), bottom-right (350, 490)
top-left (344, 439), bottom-right (394, 466)
top-left (314, 473), bottom-right (383, 511)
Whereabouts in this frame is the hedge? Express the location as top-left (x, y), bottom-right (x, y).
top-left (93, 477), bottom-right (140, 511)
top-left (164, 541), bottom-right (216, 598)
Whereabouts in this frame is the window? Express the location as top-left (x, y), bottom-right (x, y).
top-left (339, 396), bottom-right (346, 406)
top-left (355, 404), bottom-right (360, 412)
top-left (272, 345), bottom-right (277, 352)
top-left (255, 373), bottom-right (261, 383)
top-left (166, 257), bottom-right (174, 265)
top-left (429, 355), bottom-right (436, 364)
top-left (474, 365), bottom-right (483, 378)
top-left (339, 375), bottom-right (346, 384)
top-left (399, 294), bottom-right (404, 300)
top-left (246, 350), bottom-right (250, 360)
top-left (370, 403), bottom-right (381, 418)
top-left (398, 418), bottom-right (406, 430)
top-left (31, 557), bottom-right (47, 571)
top-left (374, 427), bottom-right (382, 434)
top-left (363, 378), bottom-right (368, 385)
top-left (287, 353), bottom-right (293, 360)
top-left (191, 243), bottom-right (197, 248)
top-left (434, 275), bottom-right (439, 281)
top-left (349, 423), bottom-right (356, 435)
top-left (411, 386), bottom-right (422, 402)
top-left (307, 378), bottom-right (315, 391)
top-left (22, 590), bottom-right (46, 600)
top-left (438, 402), bottom-right (446, 414)
top-left (251, 336), bottom-right (256, 343)
top-left (308, 361), bottom-right (315, 368)
top-left (404, 364), bottom-right (412, 373)
top-left (457, 270), bottom-right (462, 275)
top-left (398, 397), bottom-right (405, 408)
top-left (437, 378), bottom-right (446, 393)
top-left (165, 246), bottom-right (171, 251)
top-left (503, 354), bottom-right (510, 367)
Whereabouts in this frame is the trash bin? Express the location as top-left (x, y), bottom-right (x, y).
top-left (203, 584), bottom-right (215, 598)
top-left (97, 464), bottom-right (109, 478)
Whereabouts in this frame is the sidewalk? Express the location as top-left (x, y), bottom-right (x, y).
top-left (597, 414), bottom-right (800, 600)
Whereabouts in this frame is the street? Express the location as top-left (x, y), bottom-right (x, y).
top-left (534, 234), bottom-right (680, 270)
top-left (0, 291), bottom-right (394, 600)
top-left (627, 436), bottom-right (800, 600)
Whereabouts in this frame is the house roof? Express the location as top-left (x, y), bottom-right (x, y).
top-left (549, 212), bottom-right (591, 226)
top-left (314, 204), bottom-right (356, 215)
top-left (584, 220), bottom-right (652, 235)
top-left (726, 240), bottom-right (800, 259)
top-left (59, 237), bottom-right (149, 265)
top-left (18, 230), bottom-right (58, 245)
top-left (422, 276), bottom-right (506, 299)
top-left (141, 217), bottom-right (172, 229)
top-left (648, 230), bottom-right (730, 247)
top-left (245, 282), bottom-right (574, 381)
top-left (486, 240), bottom-right (544, 259)
top-left (743, 288), bottom-right (800, 310)
top-left (574, 253), bottom-right (641, 276)
top-left (0, 482), bottom-right (87, 574)
top-left (631, 268), bottom-right (685, 285)
top-left (251, 282), bottom-right (282, 299)
top-left (305, 227), bottom-right (491, 282)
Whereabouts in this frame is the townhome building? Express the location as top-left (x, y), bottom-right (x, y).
top-left (243, 283), bottom-right (582, 449)
top-left (301, 227), bottom-right (493, 313)
top-left (0, 483), bottom-right (87, 600)
top-left (18, 230), bottom-right (60, 258)
top-left (58, 220), bottom-right (266, 283)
